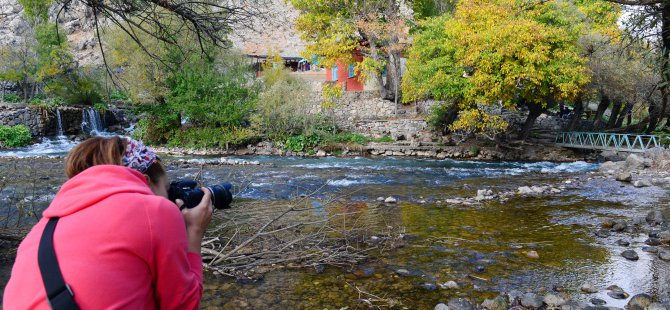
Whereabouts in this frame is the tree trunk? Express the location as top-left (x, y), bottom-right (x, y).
top-left (606, 99), bottom-right (622, 129)
top-left (519, 101), bottom-right (546, 140)
top-left (652, 3), bottom-right (670, 132)
top-left (647, 92), bottom-right (665, 133)
top-left (567, 97), bottom-right (583, 131)
top-left (615, 102), bottom-right (633, 128)
top-left (592, 93), bottom-right (610, 129)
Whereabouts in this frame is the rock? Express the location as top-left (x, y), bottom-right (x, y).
top-left (658, 250), bottom-right (670, 261)
top-left (633, 180), bottom-right (652, 188)
top-left (612, 221), bottom-right (628, 232)
top-left (384, 196), bottom-right (398, 203)
top-left (625, 154), bottom-right (646, 170)
top-left (527, 250), bottom-right (540, 259)
top-left (521, 293), bottom-right (544, 308)
top-left (599, 161), bottom-right (621, 173)
top-left (601, 219), bottom-right (615, 229)
top-left (439, 281), bottom-right (460, 289)
top-left (590, 299), bottom-right (607, 306)
top-left (315, 150), bottom-right (327, 157)
top-left (649, 303), bottom-right (670, 310)
top-left (562, 300), bottom-right (588, 310)
top-left (627, 294), bottom-right (653, 310)
top-left (376, 197), bottom-right (385, 202)
top-left (482, 296), bottom-right (509, 310)
top-left (616, 172), bottom-right (632, 182)
top-left (581, 283), bottom-right (599, 293)
top-left (645, 238), bottom-right (662, 246)
top-left (475, 265), bottom-right (486, 273)
top-left (422, 283), bottom-right (437, 291)
top-left (621, 250), bottom-right (639, 261)
top-left (607, 286), bottom-right (629, 299)
top-left (596, 229), bottom-right (611, 238)
top-left (658, 231), bottom-right (670, 244)
top-left (646, 211), bottom-right (666, 226)
top-left (544, 294), bottom-right (566, 307)
top-left (435, 303), bottom-right (450, 310)
top-left (518, 186), bottom-right (534, 195)
top-left (616, 239), bottom-right (630, 247)
top-left (448, 298), bottom-right (474, 310)
top-left (395, 268), bottom-right (410, 276)
top-left (642, 246), bottom-right (658, 253)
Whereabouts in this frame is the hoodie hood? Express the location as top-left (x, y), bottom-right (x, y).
top-left (43, 165), bottom-right (153, 218)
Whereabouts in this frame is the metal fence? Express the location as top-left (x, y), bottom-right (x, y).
top-left (554, 132), bottom-right (667, 153)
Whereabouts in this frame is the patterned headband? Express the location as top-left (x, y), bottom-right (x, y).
top-left (122, 137), bottom-right (158, 174)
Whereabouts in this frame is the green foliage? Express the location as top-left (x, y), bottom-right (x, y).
top-left (168, 127), bottom-right (258, 149)
top-left (285, 134), bottom-right (324, 152)
top-left (46, 67), bottom-right (104, 106)
top-left (18, 0), bottom-right (52, 24)
top-left (321, 82), bottom-right (343, 110)
top-left (110, 90), bottom-right (130, 101)
top-left (425, 101), bottom-right (459, 133)
top-left (2, 94), bottom-right (22, 103)
top-left (0, 125), bottom-right (32, 147)
top-left (253, 60), bottom-right (327, 141)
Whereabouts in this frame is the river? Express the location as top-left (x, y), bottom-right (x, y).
top-left (1, 152), bottom-right (669, 309)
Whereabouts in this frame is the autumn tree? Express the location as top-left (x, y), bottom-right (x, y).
top-left (290, 0), bottom-right (412, 103)
top-left (403, 0), bottom-right (607, 140)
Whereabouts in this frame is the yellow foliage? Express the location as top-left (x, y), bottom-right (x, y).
top-left (321, 82), bottom-right (343, 110)
top-left (449, 108), bottom-right (509, 140)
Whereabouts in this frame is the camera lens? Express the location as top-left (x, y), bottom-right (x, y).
top-left (206, 183), bottom-right (233, 209)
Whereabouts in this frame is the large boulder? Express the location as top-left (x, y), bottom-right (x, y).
top-left (646, 211), bottom-right (666, 226)
top-left (616, 172), bottom-right (632, 182)
top-left (625, 154), bottom-right (646, 171)
top-left (627, 294), bottom-right (653, 310)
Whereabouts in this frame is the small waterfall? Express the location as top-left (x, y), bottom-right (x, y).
top-left (55, 109), bottom-right (64, 137)
top-left (81, 108), bottom-right (107, 136)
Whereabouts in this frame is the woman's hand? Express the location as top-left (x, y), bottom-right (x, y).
top-left (180, 188), bottom-right (213, 253)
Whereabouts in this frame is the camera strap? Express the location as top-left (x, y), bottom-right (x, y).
top-left (38, 217), bottom-right (80, 310)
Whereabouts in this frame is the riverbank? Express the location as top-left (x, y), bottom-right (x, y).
top-left (153, 139), bottom-right (591, 162)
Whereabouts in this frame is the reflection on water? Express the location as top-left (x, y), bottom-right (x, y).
top-left (1, 156), bottom-right (669, 309)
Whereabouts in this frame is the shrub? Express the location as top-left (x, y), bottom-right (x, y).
top-left (285, 134), bottom-right (324, 152)
top-left (0, 125), bottom-right (32, 147)
top-left (46, 67), bottom-right (104, 106)
top-left (168, 127), bottom-right (259, 149)
top-left (2, 94), bottom-right (22, 103)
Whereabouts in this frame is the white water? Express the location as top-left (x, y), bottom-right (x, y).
top-left (0, 108), bottom-right (115, 157)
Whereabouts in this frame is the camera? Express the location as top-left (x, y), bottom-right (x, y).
top-left (168, 180), bottom-right (233, 209)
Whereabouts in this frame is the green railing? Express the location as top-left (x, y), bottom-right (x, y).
top-left (554, 132), bottom-right (666, 153)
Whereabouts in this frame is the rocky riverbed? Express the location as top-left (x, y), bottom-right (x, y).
top-left (1, 152), bottom-right (669, 309)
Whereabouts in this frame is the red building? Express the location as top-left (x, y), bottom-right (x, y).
top-left (326, 53), bottom-right (365, 91)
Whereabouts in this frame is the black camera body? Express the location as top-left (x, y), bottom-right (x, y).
top-left (168, 180), bottom-right (233, 209)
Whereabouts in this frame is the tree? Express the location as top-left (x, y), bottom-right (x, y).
top-left (290, 0), bottom-right (412, 102)
top-left (403, 0), bottom-right (598, 140)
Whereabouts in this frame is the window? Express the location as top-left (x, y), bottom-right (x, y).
top-left (348, 65), bottom-right (355, 78)
top-left (331, 65), bottom-right (338, 80)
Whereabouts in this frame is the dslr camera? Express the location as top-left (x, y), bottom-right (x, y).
top-left (168, 180), bottom-right (233, 209)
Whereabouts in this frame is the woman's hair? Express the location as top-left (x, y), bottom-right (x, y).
top-left (65, 137), bottom-right (166, 183)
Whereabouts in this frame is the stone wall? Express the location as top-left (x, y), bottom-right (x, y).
top-left (309, 91), bottom-right (397, 128)
top-left (0, 105), bottom-right (128, 136)
top-left (353, 119), bottom-right (433, 142)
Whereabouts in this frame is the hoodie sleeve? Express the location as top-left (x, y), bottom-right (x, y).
top-left (147, 198), bottom-right (203, 310)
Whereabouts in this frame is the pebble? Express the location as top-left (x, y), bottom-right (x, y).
top-left (422, 283), bottom-right (438, 291)
top-left (581, 282), bottom-right (598, 293)
top-left (435, 303), bottom-right (449, 310)
top-left (616, 239), bottom-right (630, 247)
top-left (481, 296), bottom-right (509, 310)
top-left (659, 250), bottom-right (670, 261)
top-left (439, 281), bottom-right (460, 289)
top-left (596, 229), bottom-right (611, 238)
top-left (621, 250), bottom-right (639, 261)
top-left (384, 196), bottom-right (398, 203)
top-left (520, 292), bottom-right (544, 308)
top-left (645, 238), bottom-right (662, 246)
top-left (607, 286), bottom-right (629, 300)
top-left (448, 298), bottom-right (474, 310)
top-left (642, 246), bottom-right (658, 253)
top-left (527, 250), bottom-right (540, 259)
top-left (590, 298), bottom-right (607, 306)
top-left (376, 197), bottom-right (385, 202)
top-left (544, 293), bottom-right (566, 307)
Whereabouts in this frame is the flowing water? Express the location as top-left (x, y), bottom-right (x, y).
top-left (1, 154), bottom-right (669, 309)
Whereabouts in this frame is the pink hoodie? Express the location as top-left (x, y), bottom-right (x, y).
top-left (3, 165), bottom-right (203, 309)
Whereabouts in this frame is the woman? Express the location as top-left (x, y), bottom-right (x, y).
top-left (3, 136), bottom-right (212, 309)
